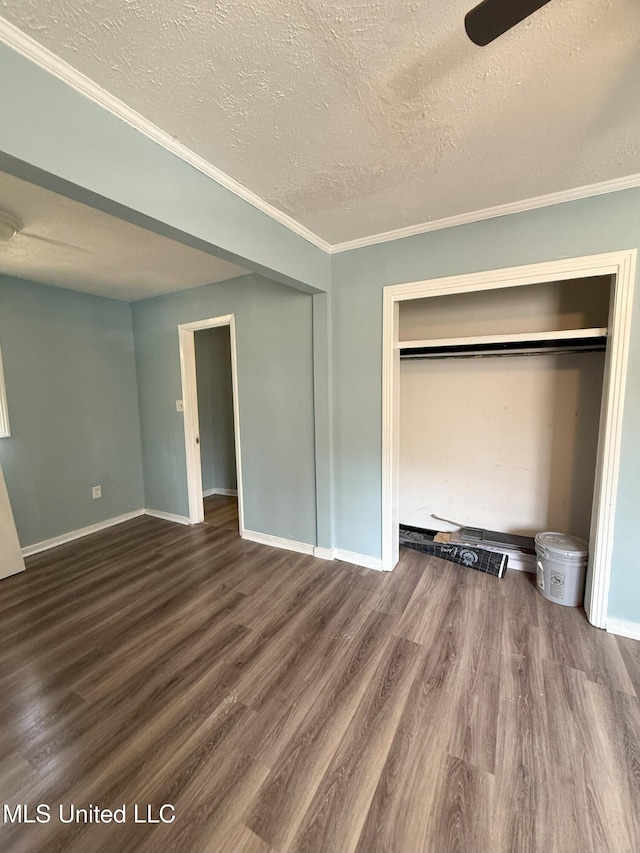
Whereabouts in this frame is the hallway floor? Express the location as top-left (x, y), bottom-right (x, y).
top-left (203, 494), bottom-right (239, 532)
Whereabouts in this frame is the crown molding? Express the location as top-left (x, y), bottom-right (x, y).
top-left (329, 173), bottom-right (640, 254)
top-left (2, 17), bottom-right (640, 260)
top-left (0, 17), bottom-right (332, 253)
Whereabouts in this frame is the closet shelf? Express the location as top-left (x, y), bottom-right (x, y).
top-left (400, 328), bottom-right (608, 360)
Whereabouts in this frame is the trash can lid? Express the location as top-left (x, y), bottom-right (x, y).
top-left (535, 531), bottom-right (589, 558)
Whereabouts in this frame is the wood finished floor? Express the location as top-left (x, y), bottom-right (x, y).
top-left (204, 494), bottom-right (239, 531)
top-left (1, 507), bottom-right (639, 853)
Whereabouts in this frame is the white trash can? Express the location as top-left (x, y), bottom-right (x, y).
top-left (535, 532), bottom-right (589, 607)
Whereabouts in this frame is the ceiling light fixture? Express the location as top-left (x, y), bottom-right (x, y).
top-left (0, 211), bottom-right (22, 243)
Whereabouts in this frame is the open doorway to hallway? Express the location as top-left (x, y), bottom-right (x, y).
top-left (194, 325), bottom-right (240, 534)
top-left (179, 314), bottom-right (244, 532)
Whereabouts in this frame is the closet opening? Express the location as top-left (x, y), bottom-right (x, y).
top-left (382, 251), bottom-right (637, 629)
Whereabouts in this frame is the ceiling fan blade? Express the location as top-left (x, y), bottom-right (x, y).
top-left (23, 232), bottom-right (92, 253)
top-left (465, 0), bottom-right (552, 46)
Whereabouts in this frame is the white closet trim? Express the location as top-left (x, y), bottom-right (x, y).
top-left (0, 344), bottom-right (10, 438)
top-left (382, 250), bottom-right (637, 629)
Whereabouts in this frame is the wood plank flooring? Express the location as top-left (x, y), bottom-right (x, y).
top-left (204, 494), bottom-right (239, 531)
top-left (1, 508), bottom-right (639, 853)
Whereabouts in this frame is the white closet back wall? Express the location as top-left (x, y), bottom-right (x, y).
top-left (399, 276), bottom-right (611, 540)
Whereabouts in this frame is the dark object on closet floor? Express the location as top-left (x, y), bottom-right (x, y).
top-left (455, 527), bottom-right (535, 554)
top-left (400, 524), bottom-right (508, 578)
top-left (431, 514), bottom-right (535, 554)
top-left (398, 523), bottom-right (438, 542)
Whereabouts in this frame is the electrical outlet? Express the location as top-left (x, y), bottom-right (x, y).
top-left (92, 485), bottom-right (102, 499)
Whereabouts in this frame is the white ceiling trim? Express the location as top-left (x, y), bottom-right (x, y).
top-left (0, 16), bottom-right (332, 253)
top-left (2, 15), bottom-right (640, 261)
top-left (329, 172), bottom-right (640, 254)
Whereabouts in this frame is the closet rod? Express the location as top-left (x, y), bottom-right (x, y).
top-left (400, 336), bottom-right (607, 360)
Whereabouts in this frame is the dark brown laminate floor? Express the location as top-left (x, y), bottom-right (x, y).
top-left (1, 515), bottom-right (639, 853)
top-left (204, 494), bottom-right (239, 531)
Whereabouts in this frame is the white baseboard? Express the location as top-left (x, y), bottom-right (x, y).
top-left (202, 488), bottom-right (217, 497)
top-left (314, 546), bottom-right (385, 571)
top-left (242, 529), bottom-right (314, 556)
top-left (22, 509), bottom-right (145, 557)
top-left (144, 509), bottom-right (191, 526)
top-left (606, 618), bottom-right (640, 641)
top-left (203, 487), bottom-right (238, 497)
top-left (333, 548), bottom-right (384, 572)
top-left (506, 555), bottom-right (536, 574)
top-left (313, 546), bottom-right (334, 560)
top-left (240, 534), bottom-right (383, 571)
top-left (21, 510), bottom-right (388, 577)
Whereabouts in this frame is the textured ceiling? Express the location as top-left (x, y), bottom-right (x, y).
top-left (1, 1), bottom-right (640, 244)
top-left (0, 171), bottom-right (248, 300)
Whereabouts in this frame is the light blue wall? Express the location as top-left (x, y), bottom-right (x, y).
top-left (0, 274), bottom-right (144, 547)
top-left (132, 274), bottom-right (316, 545)
top-left (0, 42), bottom-right (330, 294)
top-left (331, 189), bottom-right (640, 624)
top-left (195, 326), bottom-right (237, 493)
top-left (1, 36), bottom-right (638, 621)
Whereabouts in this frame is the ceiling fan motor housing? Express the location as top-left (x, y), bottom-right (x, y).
top-left (465, 0), bottom-right (553, 46)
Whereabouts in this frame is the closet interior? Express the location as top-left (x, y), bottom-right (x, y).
top-left (398, 275), bottom-right (613, 565)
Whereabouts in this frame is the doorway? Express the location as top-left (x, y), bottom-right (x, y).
top-left (382, 250), bottom-right (637, 629)
top-left (178, 314), bottom-right (244, 534)
top-left (195, 325), bottom-right (240, 533)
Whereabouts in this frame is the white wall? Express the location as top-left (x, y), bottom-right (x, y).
top-left (400, 352), bottom-right (605, 540)
top-left (398, 277), bottom-right (610, 540)
top-left (399, 276), bottom-right (611, 341)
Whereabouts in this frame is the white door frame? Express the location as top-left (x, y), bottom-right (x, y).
top-left (382, 249), bottom-right (637, 628)
top-left (178, 314), bottom-right (245, 533)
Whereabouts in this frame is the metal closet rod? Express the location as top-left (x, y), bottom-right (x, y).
top-left (400, 337), bottom-right (607, 360)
